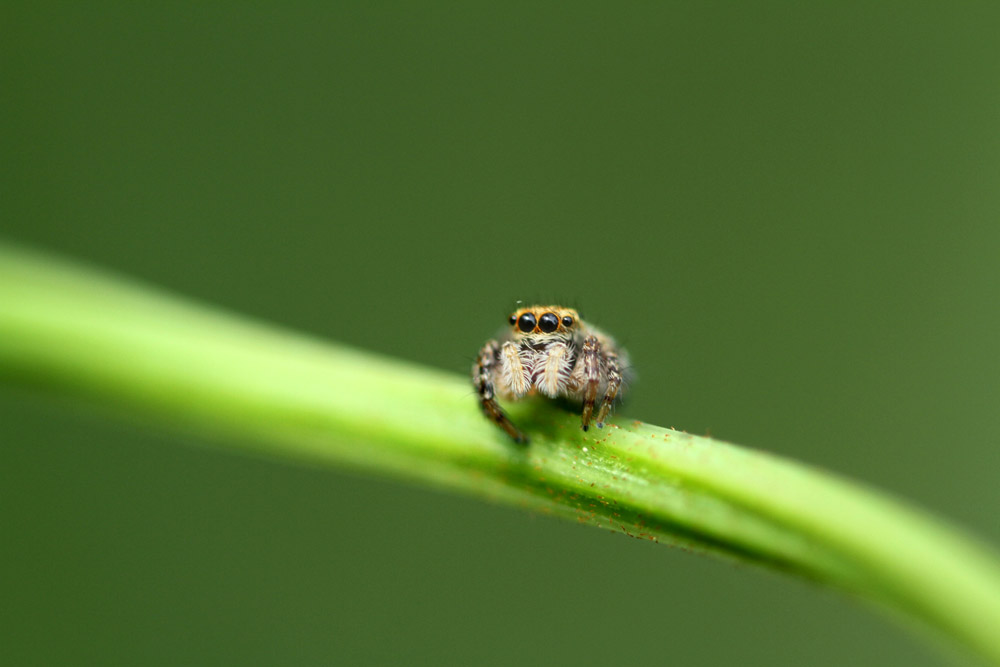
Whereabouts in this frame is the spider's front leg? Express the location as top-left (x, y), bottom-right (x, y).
top-left (473, 340), bottom-right (527, 444)
top-left (595, 348), bottom-right (622, 428)
top-left (580, 335), bottom-right (601, 431)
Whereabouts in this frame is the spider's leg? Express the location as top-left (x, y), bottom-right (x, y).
top-left (595, 349), bottom-right (621, 428)
top-left (580, 335), bottom-right (601, 431)
top-left (474, 340), bottom-right (527, 443)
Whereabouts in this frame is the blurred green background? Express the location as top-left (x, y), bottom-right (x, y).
top-left (3, 3), bottom-right (999, 665)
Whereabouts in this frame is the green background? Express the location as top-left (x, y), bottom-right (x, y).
top-left (3, 3), bottom-right (999, 665)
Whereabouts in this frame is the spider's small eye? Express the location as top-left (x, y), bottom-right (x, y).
top-left (517, 312), bottom-right (537, 333)
top-left (538, 312), bottom-right (559, 333)
top-left (562, 316), bottom-right (574, 327)
top-left (509, 314), bottom-right (516, 325)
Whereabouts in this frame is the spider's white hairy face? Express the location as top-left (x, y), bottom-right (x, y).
top-left (500, 306), bottom-right (583, 399)
top-left (473, 305), bottom-right (629, 444)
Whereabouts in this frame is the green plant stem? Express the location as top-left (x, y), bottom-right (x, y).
top-left (2, 243), bottom-right (1000, 664)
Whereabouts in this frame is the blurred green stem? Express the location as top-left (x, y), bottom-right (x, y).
top-left (2, 243), bottom-right (1000, 664)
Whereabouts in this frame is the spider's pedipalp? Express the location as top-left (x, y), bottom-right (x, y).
top-left (500, 341), bottom-right (529, 398)
top-left (538, 341), bottom-right (571, 398)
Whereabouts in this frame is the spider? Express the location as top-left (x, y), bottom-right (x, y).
top-left (473, 305), bottom-right (630, 443)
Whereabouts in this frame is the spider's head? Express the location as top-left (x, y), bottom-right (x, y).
top-left (508, 305), bottom-right (579, 339)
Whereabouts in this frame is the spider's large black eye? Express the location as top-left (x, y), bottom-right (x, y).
top-left (517, 312), bottom-right (537, 332)
top-left (538, 312), bottom-right (559, 333)
top-left (509, 314), bottom-right (516, 325)
top-left (562, 315), bottom-right (574, 327)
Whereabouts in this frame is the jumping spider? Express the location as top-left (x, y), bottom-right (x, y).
top-left (473, 305), bottom-right (631, 443)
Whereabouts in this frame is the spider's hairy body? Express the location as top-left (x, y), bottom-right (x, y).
top-left (473, 305), bottom-right (630, 443)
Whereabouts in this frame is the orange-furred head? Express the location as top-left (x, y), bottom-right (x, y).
top-left (507, 305), bottom-right (580, 336)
